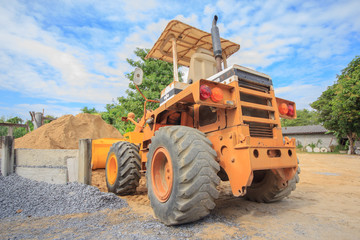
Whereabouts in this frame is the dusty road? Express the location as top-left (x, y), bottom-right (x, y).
top-left (1, 153), bottom-right (360, 239)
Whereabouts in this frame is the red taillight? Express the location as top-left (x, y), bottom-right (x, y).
top-left (279, 103), bottom-right (288, 115)
top-left (287, 104), bottom-right (294, 116)
top-left (210, 87), bottom-right (223, 102)
top-left (200, 85), bottom-right (211, 100)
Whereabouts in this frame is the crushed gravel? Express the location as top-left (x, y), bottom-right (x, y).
top-left (0, 174), bottom-right (127, 219)
top-left (0, 210), bottom-right (216, 240)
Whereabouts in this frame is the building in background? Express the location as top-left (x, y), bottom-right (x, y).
top-left (282, 125), bottom-right (337, 151)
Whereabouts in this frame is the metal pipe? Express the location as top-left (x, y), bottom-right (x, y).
top-left (211, 15), bottom-right (223, 73)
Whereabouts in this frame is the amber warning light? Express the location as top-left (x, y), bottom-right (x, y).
top-left (276, 97), bottom-right (296, 119)
top-left (200, 85), bottom-right (224, 103)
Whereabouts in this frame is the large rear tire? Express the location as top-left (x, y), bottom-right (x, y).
top-left (105, 141), bottom-right (141, 195)
top-left (245, 165), bottom-right (300, 203)
top-left (146, 126), bottom-right (220, 225)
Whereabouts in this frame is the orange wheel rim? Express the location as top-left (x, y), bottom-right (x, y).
top-left (151, 147), bottom-right (173, 202)
top-left (107, 153), bottom-right (118, 185)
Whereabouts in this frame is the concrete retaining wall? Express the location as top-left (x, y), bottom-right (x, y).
top-left (15, 149), bottom-right (79, 184)
top-left (1, 136), bottom-right (92, 185)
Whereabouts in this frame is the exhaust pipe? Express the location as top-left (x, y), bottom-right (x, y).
top-left (211, 15), bottom-right (222, 73)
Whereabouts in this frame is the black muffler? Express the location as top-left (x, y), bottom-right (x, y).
top-left (211, 15), bottom-right (223, 73)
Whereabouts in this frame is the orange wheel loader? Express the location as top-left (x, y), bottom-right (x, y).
top-left (104, 16), bottom-right (299, 225)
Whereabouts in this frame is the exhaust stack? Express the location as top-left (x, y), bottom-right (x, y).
top-left (211, 15), bottom-right (223, 73)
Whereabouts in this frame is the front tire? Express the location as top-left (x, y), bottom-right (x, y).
top-left (146, 126), bottom-right (220, 225)
top-left (105, 141), bottom-right (141, 195)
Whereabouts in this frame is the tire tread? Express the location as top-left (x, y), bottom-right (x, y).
top-left (106, 141), bottom-right (141, 196)
top-left (146, 126), bottom-right (220, 225)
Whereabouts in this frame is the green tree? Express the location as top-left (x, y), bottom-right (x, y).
top-left (26, 120), bottom-right (34, 131)
top-left (0, 116), bottom-right (8, 136)
top-left (43, 115), bottom-right (56, 124)
top-left (81, 107), bottom-right (98, 114)
top-left (118, 48), bottom-right (182, 118)
top-left (281, 109), bottom-right (320, 127)
top-left (102, 48), bottom-right (181, 134)
top-left (6, 116), bottom-right (23, 124)
top-left (8, 117), bottom-right (28, 138)
top-left (311, 56), bottom-right (360, 154)
top-left (100, 103), bottom-right (133, 134)
top-left (0, 116), bottom-right (28, 138)
top-left (13, 127), bottom-right (28, 138)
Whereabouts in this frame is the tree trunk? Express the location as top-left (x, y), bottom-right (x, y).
top-left (347, 133), bottom-right (355, 154)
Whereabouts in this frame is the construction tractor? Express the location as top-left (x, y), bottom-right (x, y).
top-left (105, 16), bottom-right (299, 225)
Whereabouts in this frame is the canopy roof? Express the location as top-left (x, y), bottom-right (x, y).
top-left (145, 20), bottom-right (240, 67)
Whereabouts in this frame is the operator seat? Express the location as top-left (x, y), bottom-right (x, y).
top-left (187, 48), bottom-right (217, 83)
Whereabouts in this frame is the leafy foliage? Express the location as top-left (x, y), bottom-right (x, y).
top-left (281, 109), bottom-right (320, 127)
top-left (98, 48), bottom-right (181, 134)
top-left (6, 117), bottom-right (23, 124)
top-left (0, 114), bottom-right (55, 138)
top-left (81, 107), bottom-right (98, 114)
top-left (311, 56), bottom-right (360, 154)
top-left (118, 48), bottom-right (182, 117)
top-left (43, 115), bottom-right (55, 125)
top-left (0, 116), bottom-right (29, 138)
top-left (100, 103), bottom-right (135, 134)
top-left (0, 116), bottom-right (8, 136)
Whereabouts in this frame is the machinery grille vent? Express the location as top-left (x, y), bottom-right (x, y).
top-left (245, 122), bottom-right (274, 138)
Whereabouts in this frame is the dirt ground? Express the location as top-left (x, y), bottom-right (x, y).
top-left (92, 153), bottom-right (360, 239)
top-left (2, 153), bottom-right (360, 239)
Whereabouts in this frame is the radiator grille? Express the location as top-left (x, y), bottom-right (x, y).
top-left (245, 122), bottom-right (274, 138)
top-left (237, 72), bottom-right (277, 138)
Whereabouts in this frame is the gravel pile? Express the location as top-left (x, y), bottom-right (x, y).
top-left (0, 174), bottom-right (127, 219)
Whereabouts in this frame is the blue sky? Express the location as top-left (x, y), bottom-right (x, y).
top-left (1, 0), bottom-right (359, 120)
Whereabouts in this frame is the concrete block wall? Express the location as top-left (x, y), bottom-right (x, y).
top-left (15, 149), bottom-right (79, 184)
top-left (1, 136), bottom-right (92, 185)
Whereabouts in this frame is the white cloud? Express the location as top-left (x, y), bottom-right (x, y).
top-left (218, 0), bottom-right (360, 67)
top-left (115, 18), bottom-right (169, 68)
top-left (0, 1), bottom-right (128, 104)
top-left (174, 14), bottom-right (200, 28)
top-left (275, 83), bottom-right (328, 110)
top-left (96, 0), bottom-right (160, 23)
top-left (0, 0), bottom-right (359, 118)
top-left (203, 5), bottom-right (216, 16)
top-left (0, 103), bottom-right (81, 120)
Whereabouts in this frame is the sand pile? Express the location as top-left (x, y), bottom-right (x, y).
top-left (15, 113), bottom-right (123, 149)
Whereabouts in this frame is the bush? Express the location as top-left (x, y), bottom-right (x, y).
top-left (307, 143), bottom-right (316, 150)
top-left (334, 145), bottom-right (347, 152)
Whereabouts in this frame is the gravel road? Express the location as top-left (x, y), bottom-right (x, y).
top-left (0, 173), bottom-right (225, 239)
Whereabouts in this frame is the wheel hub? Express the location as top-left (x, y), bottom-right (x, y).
top-left (107, 153), bottom-right (118, 185)
top-left (151, 147), bottom-right (173, 202)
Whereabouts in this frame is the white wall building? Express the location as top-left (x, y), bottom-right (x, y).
top-left (282, 125), bottom-right (337, 151)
